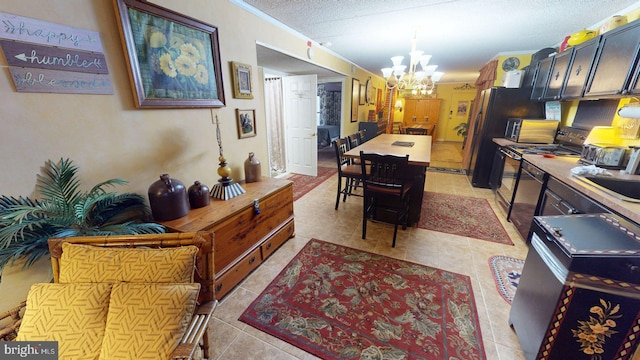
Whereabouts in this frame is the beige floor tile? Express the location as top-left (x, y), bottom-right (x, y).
top-left (209, 141), bottom-right (529, 360)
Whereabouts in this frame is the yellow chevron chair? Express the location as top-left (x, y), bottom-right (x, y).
top-left (12, 231), bottom-right (217, 360)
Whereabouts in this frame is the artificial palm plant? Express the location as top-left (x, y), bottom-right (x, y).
top-left (0, 158), bottom-right (165, 272)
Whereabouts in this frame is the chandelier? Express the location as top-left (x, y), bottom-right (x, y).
top-left (381, 32), bottom-right (444, 96)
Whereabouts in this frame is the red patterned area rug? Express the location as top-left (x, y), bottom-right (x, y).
top-left (289, 166), bottom-right (337, 201)
top-left (418, 192), bottom-right (514, 246)
top-left (239, 239), bottom-right (486, 360)
top-left (488, 255), bottom-right (524, 304)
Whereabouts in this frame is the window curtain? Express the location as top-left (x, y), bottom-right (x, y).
top-left (317, 84), bottom-right (341, 126)
top-left (264, 77), bottom-right (286, 176)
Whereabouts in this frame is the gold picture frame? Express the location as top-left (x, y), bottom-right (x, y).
top-left (231, 61), bottom-right (253, 99)
top-left (236, 109), bottom-right (257, 138)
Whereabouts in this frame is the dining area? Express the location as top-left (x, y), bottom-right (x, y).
top-left (333, 131), bottom-right (432, 247)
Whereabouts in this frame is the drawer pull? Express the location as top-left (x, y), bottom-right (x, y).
top-left (215, 284), bottom-right (223, 293)
top-left (266, 243), bottom-right (272, 250)
top-left (628, 264), bottom-right (640, 273)
top-left (249, 256), bottom-right (256, 265)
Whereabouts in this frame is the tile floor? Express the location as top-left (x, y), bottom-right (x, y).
top-left (207, 141), bottom-right (529, 360)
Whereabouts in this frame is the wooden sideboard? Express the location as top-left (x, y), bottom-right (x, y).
top-left (158, 177), bottom-right (295, 299)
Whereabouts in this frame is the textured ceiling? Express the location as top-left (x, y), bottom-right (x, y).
top-left (242, 0), bottom-right (639, 83)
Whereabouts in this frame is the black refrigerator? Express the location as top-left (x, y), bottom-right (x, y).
top-left (467, 87), bottom-right (544, 188)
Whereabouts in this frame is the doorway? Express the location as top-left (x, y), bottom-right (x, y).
top-left (257, 44), bottom-right (345, 178)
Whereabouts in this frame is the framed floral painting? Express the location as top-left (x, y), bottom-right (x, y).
top-left (114, 0), bottom-right (225, 108)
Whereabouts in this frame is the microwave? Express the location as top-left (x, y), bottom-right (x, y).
top-left (506, 118), bottom-right (560, 143)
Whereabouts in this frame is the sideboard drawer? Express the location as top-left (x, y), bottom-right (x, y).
top-left (261, 219), bottom-right (295, 260)
top-left (214, 247), bottom-right (262, 299)
top-left (213, 186), bottom-right (293, 274)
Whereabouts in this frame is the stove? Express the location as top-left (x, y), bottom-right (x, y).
top-left (495, 127), bottom-right (588, 238)
top-left (506, 126), bottom-right (589, 157)
top-left (508, 144), bottom-right (581, 156)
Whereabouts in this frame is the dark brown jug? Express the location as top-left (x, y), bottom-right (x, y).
top-left (188, 181), bottom-right (210, 209)
top-left (148, 174), bottom-right (190, 221)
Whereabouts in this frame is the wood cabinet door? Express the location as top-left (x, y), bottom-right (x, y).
top-left (403, 98), bottom-right (440, 127)
top-left (585, 21), bottom-right (640, 97)
top-left (545, 49), bottom-right (572, 100)
top-left (562, 39), bottom-right (600, 99)
top-left (530, 57), bottom-right (553, 101)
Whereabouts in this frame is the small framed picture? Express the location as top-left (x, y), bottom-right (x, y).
top-left (231, 61), bottom-right (253, 99)
top-left (236, 109), bottom-right (256, 138)
top-left (359, 84), bottom-right (366, 105)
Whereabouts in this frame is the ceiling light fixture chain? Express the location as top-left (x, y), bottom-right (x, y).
top-left (381, 29), bottom-right (444, 96)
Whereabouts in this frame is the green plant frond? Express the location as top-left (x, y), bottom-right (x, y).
top-left (36, 158), bottom-right (81, 208)
top-left (0, 196), bottom-right (40, 215)
top-left (88, 193), bottom-right (151, 225)
top-left (87, 178), bottom-right (128, 196)
top-left (1, 158), bottom-right (162, 272)
top-left (96, 222), bottom-right (165, 235)
top-left (0, 237), bottom-right (51, 273)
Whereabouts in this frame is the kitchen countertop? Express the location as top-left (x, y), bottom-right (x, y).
top-left (492, 137), bottom-right (640, 224)
top-left (523, 153), bottom-right (640, 224)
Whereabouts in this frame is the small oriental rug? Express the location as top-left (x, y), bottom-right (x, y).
top-left (488, 255), bottom-right (524, 304)
top-left (288, 166), bottom-right (337, 201)
top-left (418, 192), bottom-right (514, 245)
top-left (239, 239), bottom-right (486, 360)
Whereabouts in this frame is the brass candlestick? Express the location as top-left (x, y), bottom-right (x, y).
top-left (210, 115), bottom-right (245, 200)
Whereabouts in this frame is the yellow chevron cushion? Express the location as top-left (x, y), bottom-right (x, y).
top-left (99, 283), bottom-right (200, 360)
top-left (59, 243), bottom-right (198, 283)
top-left (16, 283), bottom-right (112, 360)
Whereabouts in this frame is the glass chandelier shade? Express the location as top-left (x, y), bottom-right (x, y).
top-left (381, 33), bottom-right (444, 96)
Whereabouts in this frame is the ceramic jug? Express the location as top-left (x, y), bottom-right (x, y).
top-left (244, 152), bottom-right (261, 183)
top-left (148, 174), bottom-right (190, 221)
top-left (188, 181), bottom-right (210, 209)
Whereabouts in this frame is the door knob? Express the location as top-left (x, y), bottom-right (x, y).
top-left (310, 132), bottom-right (316, 136)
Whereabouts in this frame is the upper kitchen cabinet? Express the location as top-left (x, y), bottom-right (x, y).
top-left (561, 38), bottom-right (600, 99)
top-left (530, 57), bottom-right (554, 101)
top-left (544, 48), bottom-right (573, 100)
top-left (584, 20), bottom-right (640, 98)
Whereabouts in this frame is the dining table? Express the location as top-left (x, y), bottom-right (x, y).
top-left (344, 133), bottom-right (431, 225)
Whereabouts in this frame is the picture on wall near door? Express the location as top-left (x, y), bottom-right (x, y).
top-left (351, 78), bottom-right (359, 122)
top-left (457, 101), bottom-right (469, 117)
top-left (359, 84), bottom-right (366, 105)
top-left (231, 61), bottom-right (254, 99)
top-left (114, 0), bottom-right (225, 108)
top-left (236, 109), bottom-right (257, 138)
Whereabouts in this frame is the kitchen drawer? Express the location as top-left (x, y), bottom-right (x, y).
top-left (214, 247), bottom-right (262, 299)
top-left (261, 219), bottom-right (294, 260)
top-left (213, 186), bottom-right (293, 273)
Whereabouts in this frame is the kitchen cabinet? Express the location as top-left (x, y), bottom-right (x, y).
top-left (584, 20), bottom-right (640, 98)
top-left (544, 48), bottom-right (572, 100)
top-left (560, 38), bottom-right (600, 99)
top-left (403, 98), bottom-right (440, 131)
top-left (158, 177), bottom-right (295, 299)
top-left (530, 57), bottom-right (553, 101)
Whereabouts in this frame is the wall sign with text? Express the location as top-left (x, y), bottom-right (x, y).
top-left (0, 11), bottom-right (113, 94)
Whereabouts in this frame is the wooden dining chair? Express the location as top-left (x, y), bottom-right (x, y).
top-left (405, 127), bottom-right (427, 135)
top-left (391, 122), bottom-right (404, 134)
top-left (359, 151), bottom-right (413, 247)
top-left (333, 138), bottom-right (363, 210)
top-left (356, 129), bottom-right (367, 144)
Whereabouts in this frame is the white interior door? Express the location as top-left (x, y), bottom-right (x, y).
top-left (283, 74), bottom-right (317, 176)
